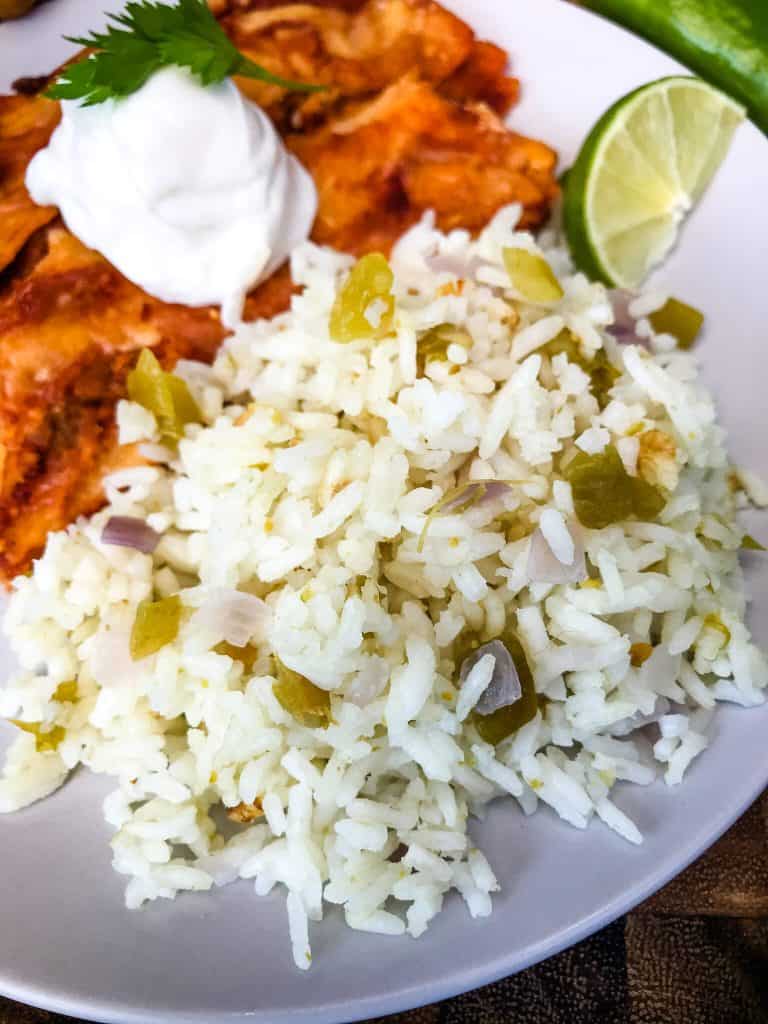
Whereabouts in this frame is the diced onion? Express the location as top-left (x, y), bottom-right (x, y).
top-left (607, 289), bottom-right (648, 347)
top-left (423, 249), bottom-right (489, 278)
top-left (191, 589), bottom-right (271, 647)
top-left (475, 480), bottom-right (516, 508)
top-left (526, 521), bottom-right (587, 584)
top-left (443, 480), bottom-right (513, 513)
top-left (418, 480), bottom-right (515, 552)
top-left (88, 624), bottom-right (135, 688)
top-left (101, 516), bottom-right (160, 554)
top-left (345, 658), bottom-right (389, 707)
top-left (459, 639), bottom-right (522, 716)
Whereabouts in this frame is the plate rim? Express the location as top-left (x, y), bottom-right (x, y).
top-left (0, 768), bottom-right (764, 1024)
top-left (0, 0), bottom-right (766, 1021)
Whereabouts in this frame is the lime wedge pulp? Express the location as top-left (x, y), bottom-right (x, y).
top-left (563, 76), bottom-right (745, 288)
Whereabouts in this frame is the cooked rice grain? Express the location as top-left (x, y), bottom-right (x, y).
top-left (1, 206), bottom-right (765, 968)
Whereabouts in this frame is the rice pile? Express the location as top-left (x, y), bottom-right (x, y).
top-left (1, 205), bottom-right (765, 968)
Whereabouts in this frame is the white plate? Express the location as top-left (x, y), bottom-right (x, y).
top-left (1, 2), bottom-right (766, 1022)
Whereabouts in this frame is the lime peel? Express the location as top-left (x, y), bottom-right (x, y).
top-left (564, 76), bottom-right (745, 287)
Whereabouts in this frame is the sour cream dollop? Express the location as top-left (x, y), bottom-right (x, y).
top-left (26, 66), bottom-right (317, 325)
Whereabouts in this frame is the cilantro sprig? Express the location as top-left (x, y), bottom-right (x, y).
top-left (46, 0), bottom-right (323, 105)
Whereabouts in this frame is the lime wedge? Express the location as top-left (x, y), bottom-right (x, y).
top-left (563, 76), bottom-right (745, 287)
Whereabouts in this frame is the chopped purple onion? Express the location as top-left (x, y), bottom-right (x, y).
top-left (442, 480), bottom-right (513, 514)
top-left (606, 288), bottom-right (649, 347)
top-left (192, 589), bottom-right (271, 647)
top-left (88, 623), bottom-right (135, 688)
top-left (526, 522), bottom-right (587, 585)
top-left (345, 657), bottom-right (389, 707)
top-left (459, 639), bottom-right (522, 716)
top-left (423, 249), bottom-right (491, 279)
top-left (478, 480), bottom-right (516, 505)
top-left (101, 516), bottom-right (160, 554)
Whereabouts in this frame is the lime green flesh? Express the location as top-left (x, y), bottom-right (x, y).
top-left (564, 76), bottom-right (745, 287)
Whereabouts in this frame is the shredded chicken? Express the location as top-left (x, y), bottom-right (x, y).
top-left (289, 77), bottom-right (556, 252)
top-left (0, 0), bottom-right (558, 581)
top-left (0, 227), bottom-right (228, 579)
top-left (0, 92), bottom-right (59, 272)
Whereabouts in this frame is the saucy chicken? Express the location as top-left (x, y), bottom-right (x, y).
top-left (0, 0), bottom-right (558, 581)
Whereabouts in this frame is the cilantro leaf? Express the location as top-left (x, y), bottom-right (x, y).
top-left (46, 0), bottom-right (323, 104)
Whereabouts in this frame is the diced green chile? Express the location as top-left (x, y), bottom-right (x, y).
top-left (542, 330), bottom-right (620, 409)
top-left (416, 323), bottom-right (471, 373)
top-left (455, 624), bottom-right (538, 744)
top-left (9, 720), bottom-right (65, 752)
top-left (130, 595), bottom-right (182, 660)
top-left (273, 657), bottom-right (331, 726)
top-left (565, 445), bottom-right (665, 529)
top-left (649, 298), bottom-right (704, 349)
top-left (502, 247), bottom-right (564, 304)
top-left (587, 348), bottom-right (621, 409)
top-left (53, 679), bottom-right (78, 703)
top-left (742, 533), bottom-right (766, 552)
top-left (328, 253), bottom-right (395, 342)
top-left (127, 348), bottom-right (202, 445)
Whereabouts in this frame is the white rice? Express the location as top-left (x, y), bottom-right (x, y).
top-left (1, 205), bottom-right (765, 968)
top-left (539, 509), bottom-right (575, 565)
top-left (455, 655), bottom-right (495, 723)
